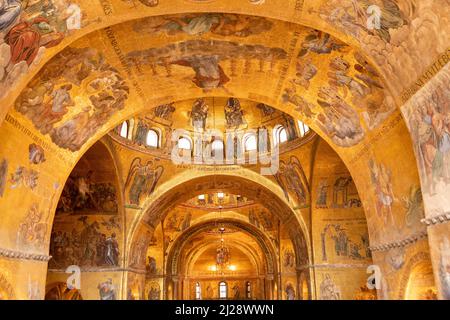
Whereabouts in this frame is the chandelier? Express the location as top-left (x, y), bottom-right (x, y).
top-left (215, 227), bottom-right (231, 273)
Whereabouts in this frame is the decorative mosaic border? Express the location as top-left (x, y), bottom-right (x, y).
top-left (0, 247), bottom-right (51, 262)
top-left (421, 212), bottom-right (450, 226)
top-left (369, 231), bottom-right (428, 252)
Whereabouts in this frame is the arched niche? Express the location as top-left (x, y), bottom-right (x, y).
top-left (165, 219), bottom-right (279, 300)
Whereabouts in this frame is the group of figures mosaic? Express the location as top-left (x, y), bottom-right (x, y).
top-left (49, 216), bottom-right (121, 268)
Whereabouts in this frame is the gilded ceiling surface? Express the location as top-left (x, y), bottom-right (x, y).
top-left (0, 0), bottom-right (448, 301)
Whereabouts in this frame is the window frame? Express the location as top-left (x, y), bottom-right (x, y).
top-left (273, 125), bottom-right (288, 146)
top-left (178, 136), bottom-right (193, 151)
top-left (243, 133), bottom-right (258, 152)
top-left (297, 120), bottom-right (310, 138)
top-left (195, 282), bottom-right (202, 300)
top-left (146, 129), bottom-right (160, 148)
top-left (219, 281), bottom-right (228, 299)
top-left (119, 121), bottom-right (129, 139)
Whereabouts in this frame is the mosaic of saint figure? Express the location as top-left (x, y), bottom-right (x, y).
top-left (320, 274), bottom-right (341, 300)
top-left (316, 179), bottom-right (329, 208)
top-left (154, 103), bottom-right (176, 121)
top-left (190, 98), bottom-right (209, 129)
top-left (232, 283), bottom-right (240, 299)
top-left (283, 248), bottom-right (295, 268)
top-left (225, 98), bottom-right (245, 129)
top-left (29, 144), bottom-right (46, 164)
top-left (275, 156), bottom-right (308, 205)
top-left (256, 103), bottom-right (276, 117)
top-left (98, 279), bottom-right (116, 300)
top-left (407, 80), bottom-right (450, 196)
top-left (285, 283), bottom-right (295, 300)
top-left (369, 159), bottom-right (396, 228)
top-left (148, 282), bottom-right (161, 300)
top-left (125, 158), bottom-right (164, 206)
top-left (146, 257), bottom-right (158, 275)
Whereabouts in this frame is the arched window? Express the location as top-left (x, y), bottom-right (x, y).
top-left (119, 121), bottom-right (129, 139)
top-left (297, 120), bottom-right (310, 137)
top-left (246, 282), bottom-right (252, 299)
top-left (195, 282), bottom-right (202, 300)
top-left (273, 125), bottom-right (288, 146)
top-left (146, 129), bottom-right (159, 148)
top-left (178, 136), bottom-right (192, 150)
top-left (197, 194), bottom-right (206, 205)
top-left (212, 140), bottom-right (224, 158)
top-left (244, 134), bottom-right (257, 152)
top-left (219, 282), bottom-right (227, 299)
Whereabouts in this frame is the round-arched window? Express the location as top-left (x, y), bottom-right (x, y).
top-left (119, 121), bottom-right (129, 139)
top-left (178, 136), bottom-right (192, 150)
top-left (146, 129), bottom-right (159, 148)
top-left (297, 120), bottom-right (310, 137)
top-left (219, 282), bottom-right (227, 299)
top-left (244, 134), bottom-right (257, 152)
top-left (273, 125), bottom-right (288, 145)
top-left (195, 282), bottom-right (202, 300)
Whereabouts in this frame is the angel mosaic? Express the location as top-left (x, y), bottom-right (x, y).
top-left (125, 158), bottom-right (164, 206)
top-left (275, 156), bottom-right (309, 206)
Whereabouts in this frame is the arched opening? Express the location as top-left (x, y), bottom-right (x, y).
top-left (405, 261), bottom-right (437, 300)
top-left (119, 121), bottom-right (129, 139)
top-left (0, 5), bottom-right (445, 301)
top-left (244, 134), bottom-right (258, 152)
top-left (146, 129), bottom-right (160, 148)
top-left (273, 125), bottom-right (288, 146)
top-left (195, 282), bottom-right (201, 300)
top-left (297, 120), bottom-right (310, 138)
top-left (178, 136), bottom-right (192, 150)
top-left (219, 282), bottom-right (228, 299)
